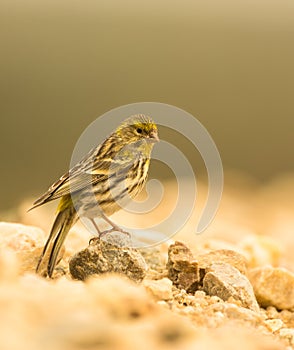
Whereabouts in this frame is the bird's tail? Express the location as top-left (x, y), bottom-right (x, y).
top-left (36, 201), bottom-right (78, 277)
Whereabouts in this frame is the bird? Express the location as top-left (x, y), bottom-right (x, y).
top-left (30, 114), bottom-right (159, 277)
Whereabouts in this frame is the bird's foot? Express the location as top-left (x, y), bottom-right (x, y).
top-left (98, 226), bottom-right (131, 238)
top-left (89, 227), bottom-right (131, 244)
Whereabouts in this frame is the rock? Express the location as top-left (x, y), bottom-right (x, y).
top-left (265, 306), bottom-right (280, 319)
top-left (167, 241), bottom-right (199, 293)
top-left (16, 247), bottom-right (44, 274)
top-left (280, 310), bottom-right (294, 328)
top-left (0, 222), bottom-right (47, 275)
top-left (264, 319), bottom-right (284, 333)
top-left (0, 249), bottom-right (20, 282)
top-left (143, 278), bottom-right (173, 300)
top-left (209, 302), bottom-right (263, 327)
top-left (197, 249), bottom-right (247, 275)
top-left (203, 262), bottom-right (259, 312)
top-left (98, 230), bottom-right (133, 247)
top-left (140, 246), bottom-right (167, 271)
top-left (69, 233), bottom-right (148, 282)
top-left (140, 246), bottom-right (168, 280)
top-left (0, 222), bottom-right (44, 250)
top-left (249, 266), bottom-right (294, 309)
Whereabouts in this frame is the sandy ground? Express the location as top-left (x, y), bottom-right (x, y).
top-left (1, 172), bottom-right (294, 349)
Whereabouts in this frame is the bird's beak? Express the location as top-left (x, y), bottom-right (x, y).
top-left (149, 130), bottom-right (160, 143)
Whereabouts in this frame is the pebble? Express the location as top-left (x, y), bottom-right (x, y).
top-left (203, 262), bottom-right (259, 312)
top-left (69, 233), bottom-right (148, 282)
top-left (249, 266), bottom-right (294, 309)
top-left (264, 319), bottom-right (284, 333)
top-left (0, 222), bottom-right (44, 250)
top-left (0, 222), bottom-right (46, 275)
top-left (167, 241), bottom-right (199, 293)
top-left (143, 278), bottom-right (173, 300)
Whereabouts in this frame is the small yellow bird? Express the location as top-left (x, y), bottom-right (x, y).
top-left (30, 114), bottom-right (159, 277)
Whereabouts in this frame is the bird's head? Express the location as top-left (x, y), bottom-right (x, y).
top-left (116, 114), bottom-right (159, 145)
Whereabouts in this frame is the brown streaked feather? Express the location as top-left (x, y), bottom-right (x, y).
top-left (29, 142), bottom-right (103, 210)
top-left (29, 142), bottom-right (135, 211)
top-left (29, 172), bottom-right (70, 210)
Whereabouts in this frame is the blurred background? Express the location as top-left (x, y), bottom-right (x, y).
top-left (1, 0), bottom-right (294, 211)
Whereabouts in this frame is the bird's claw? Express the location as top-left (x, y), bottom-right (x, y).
top-left (90, 227), bottom-right (131, 244)
top-left (99, 227), bottom-right (131, 238)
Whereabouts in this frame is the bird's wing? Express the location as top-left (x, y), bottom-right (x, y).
top-left (30, 146), bottom-right (133, 210)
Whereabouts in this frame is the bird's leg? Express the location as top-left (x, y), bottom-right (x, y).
top-left (89, 219), bottom-right (104, 244)
top-left (90, 218), bottom-right (102, 235)
top-left (100, 213), bottom-right (131, 237)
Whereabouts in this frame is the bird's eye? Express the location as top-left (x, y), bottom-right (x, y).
top-left (136, 128), bottom-right (143, 134)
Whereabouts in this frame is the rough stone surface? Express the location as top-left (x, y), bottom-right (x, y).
top-left (264, 319), bottom-right (284, 333)
top-left (143, 278), bottom-right (173, 300)
top-left (0, 222), bottom-right (44, 250)
top-left (280, 310), bottom-right (294, 328)
top-left (203, 262), bottom-right (259, 312)
top-left (140, 246), bottom-right (167, 271)
top-left (16, 247), bottom-right (44, 274)
top-left (209, 302), bottom-right (263, 327)
top-left (69, 234), bottom-right (148, 282)
top-left (249, 266), bottom-right (294, 309)
top-left (197, 249), bottom-right (248, 275)
top-left (167, 241), bottom-right (199, 293)
top-left (0, 222), bottom-right (46, 275)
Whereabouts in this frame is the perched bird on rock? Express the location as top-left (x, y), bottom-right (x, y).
top-left (30, 114), bottom-right (159, 277)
